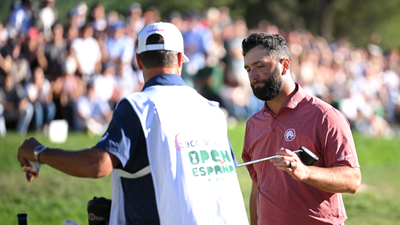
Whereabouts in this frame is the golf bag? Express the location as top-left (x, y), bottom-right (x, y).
top-left (87, 197), bottom-right (111, 225)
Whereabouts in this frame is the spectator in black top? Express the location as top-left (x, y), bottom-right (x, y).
top-left (0, 74), bottom-right (33, 136)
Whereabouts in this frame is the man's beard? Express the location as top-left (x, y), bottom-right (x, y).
top-left (251, 67), bottom-right (282, 101)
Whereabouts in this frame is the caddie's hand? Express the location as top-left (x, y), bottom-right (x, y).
top-left (18, 137), bottom-right (41, 168)
top-left (270, 147), bottom-right (310, 182)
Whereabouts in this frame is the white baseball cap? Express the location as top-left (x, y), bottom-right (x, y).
top-left (137, 22), bottom-right (189, 63)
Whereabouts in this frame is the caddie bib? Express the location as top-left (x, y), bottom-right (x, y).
top-left (109, 85), bottom-right (248, 225)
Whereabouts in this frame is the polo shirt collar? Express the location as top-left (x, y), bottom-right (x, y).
top-left (283, 83), bottom-right (305, 109)
top-left (142, 74), bottom-right (187, 91)
top-left (263, 83), bottom-right (306, 114)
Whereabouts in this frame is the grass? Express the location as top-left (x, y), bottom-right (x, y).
top-left (0, 133), bottom-right (111, 225)
top-left (1, 122), bottom-right (400, 224)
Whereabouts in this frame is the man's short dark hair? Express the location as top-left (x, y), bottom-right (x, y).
top-left (242, 33), bottom-right (291, 63)
top-left (139, 34), bottom-right (178, 68)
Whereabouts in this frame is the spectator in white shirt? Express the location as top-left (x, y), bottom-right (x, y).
top-left (71, 22), bottom-right (102, 83)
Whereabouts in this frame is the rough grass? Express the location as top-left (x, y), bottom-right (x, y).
top-left (1, 123), bottom-right (400, 224)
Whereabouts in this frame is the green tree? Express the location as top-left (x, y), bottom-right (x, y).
top-left (1, 0), bottom-right (400, 50)
top-left (242, 0), bottom-right (400, 49)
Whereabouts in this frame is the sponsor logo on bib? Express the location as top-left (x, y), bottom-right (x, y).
top-left (175, 133), bottom-right (236, 179)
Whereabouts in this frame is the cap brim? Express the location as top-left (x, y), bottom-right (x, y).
top-left (182, 53), bottom-right (189, 63)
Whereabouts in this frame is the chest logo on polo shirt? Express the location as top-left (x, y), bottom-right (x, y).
top-left (284, 128), bottom-right (296, 142)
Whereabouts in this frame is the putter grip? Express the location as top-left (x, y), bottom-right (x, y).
top-left (17, 213), bottom-right (28, 225)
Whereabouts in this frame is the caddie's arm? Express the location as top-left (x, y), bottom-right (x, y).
top-left (18, 137), bottom-right (120, 178)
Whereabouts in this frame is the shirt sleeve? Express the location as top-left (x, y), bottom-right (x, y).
top-left (95, 99), bottom-right (142, 167)
top-left (322, 108), bottom-right (360, 168)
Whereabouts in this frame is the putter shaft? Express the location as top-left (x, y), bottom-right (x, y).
top-left (238, 149), bottom-right (302, 167)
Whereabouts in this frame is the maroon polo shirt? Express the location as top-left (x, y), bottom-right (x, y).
top-left (242, 83), bottom-right (360, 225)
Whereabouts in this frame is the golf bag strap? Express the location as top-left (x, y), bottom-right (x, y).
top-left (114, 166), bottom-right (151, 179)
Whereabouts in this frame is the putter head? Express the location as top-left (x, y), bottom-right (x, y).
top-left (299, 146), bottom-right (319, 165)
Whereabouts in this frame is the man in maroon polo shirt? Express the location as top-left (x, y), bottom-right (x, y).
top-left (241, 33), bottom-right (361, 225)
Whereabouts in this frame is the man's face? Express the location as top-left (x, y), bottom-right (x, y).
top-left (244, 47), bottom-right (283, 101)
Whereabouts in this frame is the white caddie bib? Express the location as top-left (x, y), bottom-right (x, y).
top-left (109, 85), bottom-right (248, 225)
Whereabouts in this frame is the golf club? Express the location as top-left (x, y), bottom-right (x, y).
top-left (237, 146), bottom-right (318, 167)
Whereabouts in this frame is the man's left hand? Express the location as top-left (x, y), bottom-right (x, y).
top-left (270, 147), bottom-right (310, 182)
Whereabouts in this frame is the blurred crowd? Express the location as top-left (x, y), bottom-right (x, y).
top-left (1, 0), bottom-right (399, 138)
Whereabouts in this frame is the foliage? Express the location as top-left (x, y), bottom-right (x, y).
top-left (333, 0), bottom-right (400, 49)
top-left (1, 0), bottom-right (400, 49)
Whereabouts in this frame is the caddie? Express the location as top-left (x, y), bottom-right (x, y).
top-left (17, 22), bottom-right (249, 225)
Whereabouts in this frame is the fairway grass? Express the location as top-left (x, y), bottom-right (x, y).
top-left (1, 123), bottom-right (400, 224)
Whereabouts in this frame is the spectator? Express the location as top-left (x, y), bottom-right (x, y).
top-left (105, 20), bottom-right (139, 93)
top-left (168, 10), bottom-right (184, 31)
top-left (383, 49), bottom-right (400, 125)
top-left (181, 10), bottom-right (215, 86)
top-left (217, 7), bottom-right (233, 32)
top-left (93, 61), bottom-right (118, 107)
top-left (71, 22), bottom-right (102, 83)
top-left (222, 18), bottom-right (260, 119)
top-left (65, 23), bottom-right (79, 44)
top-left (76, 2), bottom-right (88, 28)
top-left (8, 0), bottom-right (34, 35)
top-left (36, 0), bottom-right (57, 42)
top-left (142, 6), bottom-right (161, 26)
top-left (113, 59), bottom-right (137, 105)
top-left (105, 21), bottom-right (134, 68)
top-left (44, 23), bottom-right (67, 81)
top-left (106, 10), bottom-right (119, 27)
top-left (68, 7), bottom-right (79, 28)
top-left (193, 55), bottom-right (225, 108)
top-left (4, 41), bottom-right (31, 85)
top-left (24, 67), bottom-right (55, 132)
top-left (125, 5), bottom-right (146, 80)
top-left (76, 82), bottom-right (112, 136)
top-left (125, 2), bottom-right (145, 41)
top-left (0, 74), bottom-right (33, 136)
top-left (0, 23), bottom-right (8, 48)
top-left (53, 57), bottom-right (84, 130)
top-left (20, 27), bottom-right (48, 73)
top-left (89, 2), bottom-right (107, 38)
